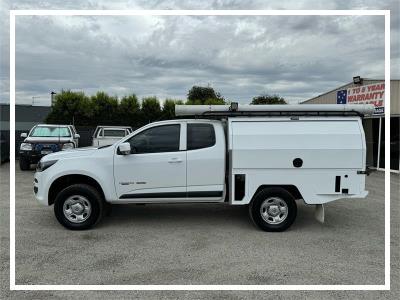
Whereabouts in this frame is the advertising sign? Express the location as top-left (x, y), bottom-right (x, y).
top-left (337, 82), bottom-right (385, 115)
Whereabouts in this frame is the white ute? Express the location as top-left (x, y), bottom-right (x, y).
top-left (34, 104), bottom-right (373, 231)
top-left (92, 126), bottom-right (133, 147)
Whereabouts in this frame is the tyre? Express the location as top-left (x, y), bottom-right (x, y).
top-left (54, 184), bottom-right (104, 230)
top-left (249, 187), bottom-right (297, 232)
top-left (19, 157), bottom-right (30, 170)
top-left (103, 201), bottom-right (112, 217)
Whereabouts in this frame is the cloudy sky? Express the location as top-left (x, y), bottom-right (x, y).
top-left (0, 0), bottom-right (399, 106)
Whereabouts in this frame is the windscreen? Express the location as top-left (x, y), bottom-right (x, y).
top-left (30, 126), bottom-right (71, 137)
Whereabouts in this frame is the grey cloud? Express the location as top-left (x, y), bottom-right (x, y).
top-left (13, 14), bottom-right (385, 104)
top-left (0, 0), bottom-right (397, 106)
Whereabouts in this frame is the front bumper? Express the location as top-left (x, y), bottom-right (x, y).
top-left (33, 171), bottom-right (49, 206)
top-left (19, 150), bottom-right (45, 163)
top-left (20, 142), bottom-right (68, 163)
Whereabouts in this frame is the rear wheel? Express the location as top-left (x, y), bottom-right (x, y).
top-left (54, 184), bottom-right (104, 230)
top-left (19, 157), bottom-right (30, 170)
top-left (249, 187), bottom-right (297, 232)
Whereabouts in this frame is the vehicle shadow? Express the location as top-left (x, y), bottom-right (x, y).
top-left (98, 201), bottom-right (317, 231)
top-left (100, 203), bottom-right (250, 228)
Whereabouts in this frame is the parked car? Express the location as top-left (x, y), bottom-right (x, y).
top-left (92, 126), bottom-right (133, 147)
top-left (33, 104), bottom-right (373, 231)
top-left (19, 124), bottom-right (80, 170)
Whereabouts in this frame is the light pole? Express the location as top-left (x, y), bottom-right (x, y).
top-left (50, 91), bottom-right (57, 106)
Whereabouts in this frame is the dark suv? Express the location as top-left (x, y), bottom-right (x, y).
top-left (19, 124), bottom-right (80, 170)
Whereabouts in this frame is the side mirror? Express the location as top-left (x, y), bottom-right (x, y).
top-left (20, 133), bottom-right (27, 138)
top-left (118, 142), bottom-right (131, 155)
top-left (74, 134), bottom-right (80, 139)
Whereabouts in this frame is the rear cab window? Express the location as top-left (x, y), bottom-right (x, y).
top-left (103, 129), bottom-right (126, 137)
top-left (187, 123), bottom-right (216, 150)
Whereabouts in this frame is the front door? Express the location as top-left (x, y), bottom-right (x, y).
top-left (113, 123), bottom-right (186, 201)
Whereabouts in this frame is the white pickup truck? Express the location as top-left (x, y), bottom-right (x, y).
top-left (34, 104), bottom-right (373, 231)
top-left (92, 126), bottom-right (133, 147)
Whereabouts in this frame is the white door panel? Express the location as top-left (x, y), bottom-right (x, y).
top-left (186, 123), bottom-right (225, 200)
top-left (187, 147), bottom-right (225, 187)
top-left (114, 151), bottom-right (186, 199)
top-left (113, 123), bottom-right (186, 201)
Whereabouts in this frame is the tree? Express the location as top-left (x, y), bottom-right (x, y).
top-left (162, 99), bottom-right (184, 120)
top-left (141, 96), bottom-right (161, 123)
top-left (119, 94), bottom-right (140, 127)
top-left (45, 88), bottom-right (230, 128)
top-left (90, 91), bottom-right (119, 125)
top-left (187, 85), bottom-right (225, 105)
top-left (45, 90), bottom-right (90, 125)
top-left (203, 98), bottom-right (226, 105)
top-left (251, 94), bottom-right (287, 105)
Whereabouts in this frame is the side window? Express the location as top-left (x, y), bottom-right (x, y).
top-left (187, 123), bottom-right (216, 150)
top-left (127, 124), bottom-right (180, 154)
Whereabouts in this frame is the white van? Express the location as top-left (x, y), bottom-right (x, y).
top-left (33, 104), bottom-right (373, 231)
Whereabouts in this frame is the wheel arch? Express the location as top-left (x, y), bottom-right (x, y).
top-left (48, 174), bottom-right (105, 206)
top-left (252, 185), bottom-right (303, 202)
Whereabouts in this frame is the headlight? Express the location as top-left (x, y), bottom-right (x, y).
top-left (20, 143), bottom-right (32, 151)
top-left (36, 160), bottom-right (58, 172)
top-left (62, 142), bottom-right (75, 150)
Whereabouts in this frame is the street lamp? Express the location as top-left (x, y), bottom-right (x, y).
top-left (50, 91), bottom-right (57, 106)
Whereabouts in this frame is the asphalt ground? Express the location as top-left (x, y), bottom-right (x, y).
top-left (0, 162), bottom-right (399, 299)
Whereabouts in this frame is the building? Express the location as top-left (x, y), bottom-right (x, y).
top-left (0, 104), bottom-right (51, 162)
top-left (302, 78), bottom-right (399, 172)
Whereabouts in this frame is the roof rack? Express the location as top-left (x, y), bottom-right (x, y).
top-left (175, 103), bottom-right (375, 118)
top-left (200, 110), bottom-right (365, 117)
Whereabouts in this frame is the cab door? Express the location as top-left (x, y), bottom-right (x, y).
top-left (113, 123), bottom-right (187, 201)
top-left (186, 122), bottom-right (225, 201)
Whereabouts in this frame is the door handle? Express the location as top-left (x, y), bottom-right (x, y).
top-left (168, 158), bottom-right (182, 163)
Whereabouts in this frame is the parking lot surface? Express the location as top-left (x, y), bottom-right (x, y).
top-left (1, 162), bottom-right (399, 299)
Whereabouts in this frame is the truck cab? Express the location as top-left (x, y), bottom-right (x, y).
top-left (113, 120), bottom-right (225, 202)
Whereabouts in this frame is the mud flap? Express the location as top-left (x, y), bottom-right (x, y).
top-left (315, 204), bottom-right (325, 223)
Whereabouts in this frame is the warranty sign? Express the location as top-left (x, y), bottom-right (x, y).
top-left (345, 83), bottom-right (385, 115)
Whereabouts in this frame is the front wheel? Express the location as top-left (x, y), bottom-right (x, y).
top-left (19, 157), bottom-right (30, 170)
top-left (54, 184), bottom-right (104, 230)
top-left (249, 187), bottom-right (297, 232)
